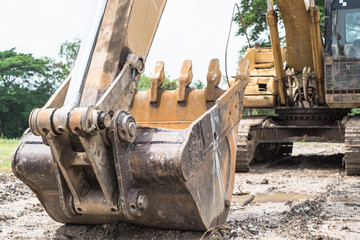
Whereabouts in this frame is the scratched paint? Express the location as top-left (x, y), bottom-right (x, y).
top-left (210, 110), bottom-right (225, 204)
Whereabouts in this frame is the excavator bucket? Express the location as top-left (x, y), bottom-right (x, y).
top-left (12, 0), bottom-right (249, 231)
top-left (12, 59), bottom-right (248, 230)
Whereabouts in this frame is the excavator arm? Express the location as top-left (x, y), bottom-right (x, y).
top-left (12, 0), bottom-right (249, 230)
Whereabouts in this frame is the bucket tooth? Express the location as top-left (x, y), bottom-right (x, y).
top-left (178, 60), bottom-right (193, 102)
top-left (206, 59), bottom-right (221, 102)
top-left (150, 61), bottom-right (165, 103)
top-left (236, 58), bottom-right (250, 89)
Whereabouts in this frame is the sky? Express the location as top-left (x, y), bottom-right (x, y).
top-left (0, 0), bottom-right (246, 85)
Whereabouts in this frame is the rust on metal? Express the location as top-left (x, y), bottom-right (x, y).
top-left (206, 59), bottom-right (221, 102)
top-left (277, 0), bottom-right (314, 72)
top-left (14, 53), bottom-right (249, 232)
top-left (150, 61), bottom-right (165, 103)
top-left (12, 0), bottom-right (252, 231)
top-left (178, 60), bottom-right (193, 102)
top-left (266, 8), bottom-right (286, 105)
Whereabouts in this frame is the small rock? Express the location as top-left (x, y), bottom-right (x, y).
top-left (320, 213), bottom-right (327, 219)
top-left (248, 227), bottom-right (258, 235)
top-left (341, 225), bottom-right (349, 230)
top-left (303, 207), bottom-right (311, 214)
top-left (62, 233), bottom-right (75, 239)
top-left (261, 178), bottom-right (269, 184)
top-left (229, 230), bottom-right (238, 238)
top-left (269, 223), bottom-right (279, 229)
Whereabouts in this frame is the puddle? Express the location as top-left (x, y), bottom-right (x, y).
top-left (233, 192), bottom-right (317, 203)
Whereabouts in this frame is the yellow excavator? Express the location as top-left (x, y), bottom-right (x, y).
top-left (237, 0), bottom-right (360, 175)
top-left (12, 0), bottom-right (249, 231)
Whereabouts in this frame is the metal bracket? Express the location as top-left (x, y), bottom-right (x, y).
top-left (110, 110), bottom-right (148, 219)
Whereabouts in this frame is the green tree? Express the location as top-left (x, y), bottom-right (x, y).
top-left (45, 38), bottom-right (81, 87)
top-left (0, 48), bottom-right (49, 88)
top-left (162, 78), bottom-right (178, 90)
top-left (58, 38), bottom-right (81, 78)
top-left (190, 80), bottom-right (205, 90)
top-left (0, 39), bottom-right (81, 138)
top-left (0, 49), bottom-right (54, 137)
top-left (137, 75), bottom-right (151, 91)
top-left (137, 75), bottom-right (178, 91)
top-left (235, 0), bottom-right (325, 54)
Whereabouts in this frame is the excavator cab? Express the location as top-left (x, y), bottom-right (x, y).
top-left (325, 0), bottom-right (360, 108)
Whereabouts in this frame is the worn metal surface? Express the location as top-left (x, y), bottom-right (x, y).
top-left (277, 0), bottom-right (314, 72)
top-left (236, 116), bottom-right (268, 172)
top-left (275, 107), bottom-right (350, 126)
top-left (13, 74), bottom-right (246, 229)
top-left (344, 115), bottom-right (360, 175)
top-left (12, 0), bottom-right (250, 231)
top-left (235, 115), bottom-right (346, 172)
top-left (13, 0), bottom-right (249, 228)
top-left (325, 56), bottom-right (360, 108)
top-left (79, 0), bottom-right (167, 106)
top-left (64, 0), bottom-right (108, 107)
top-left (266, 6), bottom-right (286, 105)
top-left (308, 6), bottom-right (325, 105)
top-left (242, 47), bottom-right (285, 108)
top-left (129, 60), bottom-right (228, 130)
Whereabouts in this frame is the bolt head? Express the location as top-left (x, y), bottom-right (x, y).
top-left (137, 195), bottom-right (148, 210)
top-left (99, 112), bottom-right (111, 129)
top-left (137, 59), bottom-right (144, 72)
top-left (128, 122), bottom-right (137, 137)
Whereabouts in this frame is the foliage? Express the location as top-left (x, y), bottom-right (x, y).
top-left (162, 78), bottom-right (178, 90)
top-left (58, 38), bottom-right (81, 79)
top-left (243, 108), bottom-right (276, 116)
top-left (0, 49), bottom-right (51, 137)
top-left (190, 80), bottom-right (205, 90)
top-left (0, 39), bottom-right (80, 138)
top-left (137, 76), bottom-right (205, 91)
top-left (350, 108), bottom-right (360, 116)
top-left (137, 75), bottom-right (178, 91)
top-left (235, 0), bottom-right (325, 55)
top-left (137, 75), bottom-right (151, 91)
top-left (0, 49), bottom-right (50, 88)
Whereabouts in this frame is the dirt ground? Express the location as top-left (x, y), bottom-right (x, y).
top-left (1, 143), bottom-right (360, 240)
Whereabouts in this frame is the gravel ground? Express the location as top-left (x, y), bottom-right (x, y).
top-left (1, 143), bottom-right (360, 239)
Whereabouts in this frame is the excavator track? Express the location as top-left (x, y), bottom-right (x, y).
top-left (344, 115), bottom-right (360, 175)
top-left (236, 116), bottom-right (268, 172)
